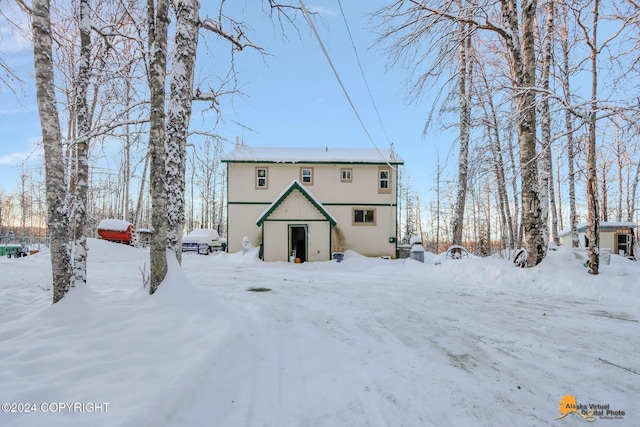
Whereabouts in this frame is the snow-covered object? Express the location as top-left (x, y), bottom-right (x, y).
top-left (445, 245), bottom-right (470, 260)
top-left (97, 219), bottom-right (135, 245)
top-left (222, 146), bottom-right (404, 164)
top-left (98, 219), bottom-right (133, 232)
top-left (182, 229), bottom-right (222, 255)
top-left (409, 239), bottom-right (424, 263)
top-left (409, 236), bottom-right (422, 245)
top-left (2, 241), bottom-right (639, 426)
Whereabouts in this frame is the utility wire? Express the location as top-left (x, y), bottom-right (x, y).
top-left (298, 0), bottom-right (397, 169)
top-left (336, 0), bottom-right (392, 147)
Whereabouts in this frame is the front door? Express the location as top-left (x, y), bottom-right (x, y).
top-left (290, 225), bottom-right (307, 262)
top-left (616, 234), bottom-right (630, 257)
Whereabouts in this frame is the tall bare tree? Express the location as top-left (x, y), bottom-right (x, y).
top-left (477, 62), bottom-right (515, 249)
top-left (451, 10), bottom-right (472, 247)
top-left (582, 0), bottom-right (601, 274)
top-left (376, 0), bottom-right (546, 266)
top-left (166, 0), bottom-right (200, 263)
top-left (538, 0), bottom-right (559, 245)
top-left (70, 0), bottom-right (91, 289)
top-left (31, 0), bottom-right (72, 303)
top-left (558, 2), bottom-right (580, 247)
top-left (147, 0), bottom-right (170, 294)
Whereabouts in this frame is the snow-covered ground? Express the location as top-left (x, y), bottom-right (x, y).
top-left (1, 239), bottom-right (638, 427)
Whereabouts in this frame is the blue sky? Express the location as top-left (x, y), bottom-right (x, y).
top-left (0, 1), bottom-right (453, 205)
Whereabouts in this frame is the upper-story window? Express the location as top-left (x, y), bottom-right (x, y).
top-left (341, 168), bottom-right (352, 182)
top-left (300, 167), bottom-right (314, 185)
top-left (256, 167), bottom-right (268, 189)
top-left (378, 167), bottom-right (390, 193)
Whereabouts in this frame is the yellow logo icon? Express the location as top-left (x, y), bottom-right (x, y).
top-left (556, 395), bottom-right (597, 422)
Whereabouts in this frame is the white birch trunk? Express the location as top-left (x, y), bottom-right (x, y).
top-left (452, 18), bottom-right (471, 247)
top-left (560, 3), bottom-right (579, 247)
top-left (587, 0), bottom-right (600, 274)
top-left (148, 0), bottom-right (170, 294)
top-left (538, 0), bottom-right (554, 245)
top-left (501, 0), bottom-right (546, 266)
top-left (166, 0), bottom-right (200, 264)
top-left (630, 159), bottom-right (640, 222)
top-left (479, 68), bottom-right (514, 249)
top-left (71, 0), bottom-right (91, 289)
top-left (32, 0), bottom-right (72, 303)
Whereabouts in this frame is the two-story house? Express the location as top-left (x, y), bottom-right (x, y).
top-left (221, 145), bottom-right (404, 262)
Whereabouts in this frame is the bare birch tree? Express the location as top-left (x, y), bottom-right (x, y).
top-left (477, 62), bottom-right (515, 249)
top-left (376, 0), bottom-right (546, 266)
top-left (451, 11), bottom-right (472, 247)
top-left (538, 0), bottom-right (558, 245)
top-left (31, 0), bottom-right (72, 303)
top-left (149, 0), bottom-right (302, 291)
top-left (558, 2), bottom-right (580, 247)
top-left (147, 0), bottom-right (170, 294)
top-left (70, 0), bottom-right (91, 289)
top-left (166, 0), bottom-right (199, 263)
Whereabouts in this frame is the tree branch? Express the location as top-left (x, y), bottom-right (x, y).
top-left (198, 17), bottom-right (263, 52)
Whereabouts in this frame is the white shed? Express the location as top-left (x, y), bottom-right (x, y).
top-left (558, 221), bottom-right (637, 258)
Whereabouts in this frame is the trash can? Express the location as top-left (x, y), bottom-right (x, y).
top-left (332, 252), bottom-right (344, 263)
top-left (410, 244), bottom-right (425, 263)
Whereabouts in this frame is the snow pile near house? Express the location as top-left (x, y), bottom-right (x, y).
top-left (1, 240), bottom-right (638, 426)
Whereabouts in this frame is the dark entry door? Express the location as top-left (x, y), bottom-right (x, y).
top-left (290, 225), bottom-right (307, 262)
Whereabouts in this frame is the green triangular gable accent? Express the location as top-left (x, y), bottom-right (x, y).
top-left (256, 180), bottom-right (337, 227)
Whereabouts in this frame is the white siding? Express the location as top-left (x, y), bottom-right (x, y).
top-left (227, 163), bottom-right (398, 205)
top-left (225, 158), bottom-right (401, 260)
top-left (262, 221), bottom-right (331, 262)
top-left (226, 203), bottom-right (264, 253)
top-left (268, 189), bottom-right (327, 221)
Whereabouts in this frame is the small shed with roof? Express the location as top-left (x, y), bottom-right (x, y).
top-left (558, 221), bottom-right (638, 259)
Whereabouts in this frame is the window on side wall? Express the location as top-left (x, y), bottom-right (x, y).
top-left (300, 167), bottom-right (314, 185)
top-left (341, 168), bottom-right (352, 182)
top-left (378, 167), bottom-right (390, 194)
top-left (256, 167), bottom-right (268, 189)
top-left (353, 208), bottom-right (376, 225)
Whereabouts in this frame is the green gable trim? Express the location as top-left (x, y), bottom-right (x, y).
top-left (256, 180), bottom-right (337, 227)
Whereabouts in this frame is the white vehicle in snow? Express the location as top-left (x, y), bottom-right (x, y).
top-left (182, 229), bottom-right (225, 255)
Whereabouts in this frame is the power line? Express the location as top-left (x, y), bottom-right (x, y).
top-left (336, 0), bottom-right (392, 147)
top-left (297, 0), bottom-right (397, 169)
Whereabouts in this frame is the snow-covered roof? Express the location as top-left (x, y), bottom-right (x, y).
top-left (98, 219), bottom-right (133, 231)
top-left (558, 221), bottom-right (638, 236)
top-left (221, 145), bottom-right (403, 164)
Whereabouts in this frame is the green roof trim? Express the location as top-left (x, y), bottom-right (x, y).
top-left (222, 159), bottom-right (403, 165)
top-left (256, 180), bottom-right (337, 227)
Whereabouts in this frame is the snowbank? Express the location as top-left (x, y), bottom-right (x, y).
top-left (1, 241), bottom-right (638, 426)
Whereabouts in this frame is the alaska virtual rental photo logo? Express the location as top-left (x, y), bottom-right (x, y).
top-left (556, 395), bottom-right (626, 422)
